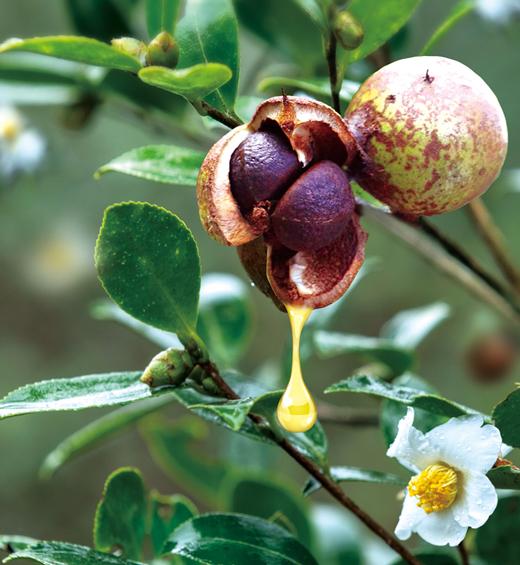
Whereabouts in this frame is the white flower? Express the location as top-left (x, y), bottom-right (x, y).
top-left (387, 408), bottom-right (502, 546)
top-left (0, 105), bottom-right (45, 183)
top-left (475, 0), bottom-right (520, 24)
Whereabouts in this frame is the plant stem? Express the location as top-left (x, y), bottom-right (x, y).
top-left (200, 360), bottom-right (419, 565)
top-left (466, 198), bottom-right (520, 295)
top-left (458, 540), bottom-right (470, 565)
top-left (195, 99), bottom-right (242, 129)
top-left (325, 33), bottom-right (341, 113)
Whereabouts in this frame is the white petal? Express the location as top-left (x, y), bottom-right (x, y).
top-left (387, 408), bottom-right (436, 472)
top-left (452, 471), bottom-right (497, 528)
top-left (501, 443), bottom-right (513, 457)
top-left (395, 493), bottom-right (427, 540)
top-left (425, 415), bottom-right (502, 473)
top-left (13, 130), bottom-right (45, 172)
top-left (415, 507), bottom-right (468, 546)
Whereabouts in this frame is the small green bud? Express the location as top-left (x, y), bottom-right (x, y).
top-left (333, 10), bottom-right (364, 51)
top-left (141, 348), bottom-right (193, 387)
top-left (146, 31), bottom-right (180, 68)
top-left (111, 37), bottom-right (147, 65)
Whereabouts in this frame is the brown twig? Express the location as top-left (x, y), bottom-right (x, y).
top-left (466, 198), bottom-right (520, 295)
top-left (325, 33), bottom-right (341, 113)
top-left (458, 540), bottom-right (470, 565)
top-left (199, 360), bottom-right (419, 565)
top-left (195, 99), bottom-right (243, 129)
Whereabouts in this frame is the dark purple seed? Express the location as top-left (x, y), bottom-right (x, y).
top-left (271, 160), bottom-right (355, 251)
top-left (229, 130), bottom-right (301, 213)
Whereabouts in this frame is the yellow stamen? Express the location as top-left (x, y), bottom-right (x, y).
top-left (408, 463), bottom-right (458, 513)
top-left (0, 116), bottom-right (21, 141)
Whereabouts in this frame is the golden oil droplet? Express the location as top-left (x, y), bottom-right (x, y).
top-left (276, 304), bottom-right (317, 433)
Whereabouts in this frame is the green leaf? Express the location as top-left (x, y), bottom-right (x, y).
top-left (344, 0), bottom-right (421, 62)
top-left (291, 0), bottom-right (327, 30)
top-left (258, 77), bottom-right (360, 105)
top-left (0, 535), bottom-right (39, 552)
top-left (0, 372), bottom-right (150, 420)
top-left (95, 202), bottom-right (200, 339)
top-left (493, 389), bottom-right (520, 447)
top-left (40, 396), bottom-right (173, 479)
top-left (140, 416), bottom-right (230, 506)
top-left (176, 0), bottom-right (239, 112)
top-left (93, 468), bottom-right (147, 560)
top-left (146, 0), bottom-right (182, 37)
top-left (223, 474), bottom-right (313, 549)
top-left (164, 513), bottom-right (319, 564)
top-left (0, 36), bottom-right (141, 72)
top-left (380, 302), bottom-right (450, 349)
top-left (95, 145), bottom-right (204, 185)
top-left (326, 375), bottom-right (484, 419)
top-left (314, 332), bottom-right (414, 375)
top-left (420, 1), bottom-right (475, 56)
top-left (149, 492), bottom-right (197, 556)
top-left (197, 273), bottom-right (252, 367)
top-left (475, 495), bottom-right (520, 565)
top-left (138, 63), bottom-right (232, 101)
top-left (3, 542), bottom-right (144, 564)
top-left (488, 465), bottom-right (520, 490)
top-left (303, 466), bottom-right (407, 496)
top-left (380, 374), bottom-right (448, 446)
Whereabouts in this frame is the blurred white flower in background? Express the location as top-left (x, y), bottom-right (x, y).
top-left (387, 408), bottom-right (503, 546)
top-left (0, 105), bottom-right (46, 184)
top-left (20, 222), bottom-right (93, 295)
top-left (475, 0), bottom-right (520, 24)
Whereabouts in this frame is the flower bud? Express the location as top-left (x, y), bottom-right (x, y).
top-left (146, 31), bottom-right (180, 69)
top-left (333, 10), bottom-right (364, 51)
top-left (141, 348), bottom-right (193, 387)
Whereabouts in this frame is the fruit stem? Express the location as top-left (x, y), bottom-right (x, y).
top-left (466, 198), bottom-right (520, 296)
top-left (194, 99), bottom-right (243, 129)
top-left (325, 32), bottom-right (341, 113)
top-left (203, 353), bottom-right (420, 565)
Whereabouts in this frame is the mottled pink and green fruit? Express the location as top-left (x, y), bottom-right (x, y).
top-left (346, 56), bottom-right (508, 216)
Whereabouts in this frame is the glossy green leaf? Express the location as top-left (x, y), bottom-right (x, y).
top-left (421, 0), bottom-right (474, 55)
top-left (380, 302), bottom-right (450, 349)
top-left (380, 374), bottom-right (448, 446)
top-left (95, 202), bottom-right (200, 339)
top-left (223, 474), bottom-right (313, 549)
top-left (493, 388), bottom-right (520, 447)
top-left (147, 0), bottom-right (182, 37)
top-left (91, 300), bottom-right (180, 349)
top-left (0, 36), bottom-right (141, 72)
top-left (475, 495), bottom-right (520, 564)
top-left (149, 492), bottom-right (197, 556)
top-left (3, 541), bottom-right (144, 564)
top-left (258, 77), bottom-right (360, 105)
top-left (0, 535), bottom-right (38, 552)
top-left (344, 0), bottom-right (421, 62)
top-left (40, 396), bottom-right (173, 479)
top-left (326, 375), bottom-right (484, 419)
top-left (94, 468), bottom-right (147, 560)
top-left (176, 0), bottom-right (239, 112)
top-left (291, 0), bottom-right (327, 30)
top-left (164, 513), bottom-right (319, 564)
top-left (66, 0), bottom-right (135, 42)
top-left (314, 331), bottom-right (414, 375)
top-left (95, 145), bottom-right (204, 185)
top-left (138, 63), bottom-right (232, 101)
top-left (303, 465), bottom-right (407, 496)
top-left (0, 371), bottom-right (150, 420)
top-left (141, 416), bottom-right (230, 506)
top-left (197, 273), bottom-right (252, 367)
top-left (488, 465), bottom-right (520, 490)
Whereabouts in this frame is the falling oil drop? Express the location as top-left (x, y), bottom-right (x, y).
top-left (276, 304), bottom-right (317, 433)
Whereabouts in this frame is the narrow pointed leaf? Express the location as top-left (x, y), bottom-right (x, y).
top-left (303, 466), bottom-right (407, 496)
top-left (176, 0), bottom-right (239, 111)
top-left (93, 468), bottom-right (147, 560)
top-left (493, 388), bottom-right (520, 447)
top-left (326, 375), bottom-right (484, 419)
top-left (0, 36), bottom-right (141, 72)
top-left (0, 535), bottom-right (38, 552)
top-left (146, 0), bottom-right (182, 37)
top-left (95, 145), bottom-right (204, 185)
top-left (138, 63), bottom-right (232, 101)
top-left (3, 541), bottom-right (145, 564)
top-left (95, 202), bottom-right (200, 338)
top-left (164, 513), bottom-right (319, 564)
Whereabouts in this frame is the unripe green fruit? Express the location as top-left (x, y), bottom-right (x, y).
top-left (146, 31), bottom-right (180, 68)
top-left (333, 10), bottom-right (364, 51)
top-left (345, 56), bottom-right (508, 216)
top-left (271, 161), bottom-right (355, 251)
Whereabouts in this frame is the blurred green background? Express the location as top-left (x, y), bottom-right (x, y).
top-left (0, 0), bottom-right (519, 561)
